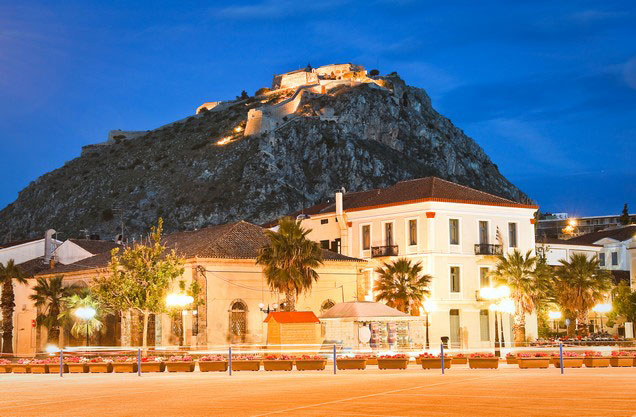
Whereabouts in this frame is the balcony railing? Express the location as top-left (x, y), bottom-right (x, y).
top-left (474, 243), bottom-right (502, 256)
top-left (371, 245), bottom-right (399, 258)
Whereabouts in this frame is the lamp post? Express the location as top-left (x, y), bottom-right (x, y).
top-left (258, 302), bottom-right (279, 314)
top-left (74, 307), bottom-right (96, 347)
top-left (480, 285), bottom-right (511, 357)
top-left (421, 298), bottom-right (434, 350)
top-left (548, 311), bottom-right (562, 337)
top-left (166, 293), bottom-right (194, 346)
top-left (592, 303), bottom-right (612, 333)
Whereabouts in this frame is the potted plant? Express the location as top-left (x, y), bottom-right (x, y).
top-left (65, 356), bottom-right (88, 373)
top-left (199, 355), bottom-right (228, 372)
top-left (468, 353), bottom-right (499, 369)
top-left (12, 359), bottom-right (31, 374)
top-left (452, 353), bottom-right (467, 365)
top-left (336, 354), bottom-right (367, 370)
top-left (166, 355), bottom-right (195, 372)
top-left (140, 356), bottom-right (165, 372)
top-left (505, 353), bottom-right (517, 365)
top-left (583, 351), bottom-right (609, 368)
top-left (231, 355), bottom-right (260, 371)
top-left (29, 358), bottom-right (50, 374)
top-left (364, 354), bottom-right (378, 365)
top-left (263, 354), bottom-right (294, 371)
top-left (112, 356), bottom-right (138, 373)
top-left (610, 351), bottom-right (634, 367)
top-left (0, 359), bottom-right (12, 373)
top-left (294, 354), bottom-right (326, 371)
top-left (377, 354), bottom-right (409, 370)
top-left (550, 352), bottom-right (583, 368)
top-left (88, 357), bottom-right (113, 373)
top-left (517, 352), bottom-right (550, 369)
top-left (419, 353), bottom-right (450, 369)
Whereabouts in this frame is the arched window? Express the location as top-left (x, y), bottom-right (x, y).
top-left (321, 299), bottom-right (336, 313)
top-left (229, 300), bottom-right (248, 342)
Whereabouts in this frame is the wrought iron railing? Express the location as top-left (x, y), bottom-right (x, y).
top-left (371, 245), bottom-right (399, 257)
top-left (474, 243), bottom-right (502, 255)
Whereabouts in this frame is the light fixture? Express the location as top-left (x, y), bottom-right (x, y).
top-left (593, 303), bottom-right (612, 313)
top-left (422, 298), bottom-right (434, 313)
top-left (74, 307), bottom-right (96, 320)
top-left (45, 344), bottom-right (59, 354)
top-left (498, 298), bottom-right (515, 314)
top-left (166, 293), bottom-right (194, 308)
top-left (548, 311), bottom-right (562, 320)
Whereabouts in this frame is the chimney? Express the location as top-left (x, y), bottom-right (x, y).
top-left (44, 229), bottom-right (56, 263)
top-left (336, 191), bottom-right (344, 216)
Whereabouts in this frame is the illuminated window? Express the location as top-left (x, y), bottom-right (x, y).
top-left (408, 219), bottom-right (417, 246)
top-left (449, 219), bottom-right (459, 245)
top-left (450, 267), bottom-right (461, 293)
top-left (362, 225), bottom-right (370, 250)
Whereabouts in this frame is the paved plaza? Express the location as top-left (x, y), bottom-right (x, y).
top-left (1, 365), bottom-right (635, 416)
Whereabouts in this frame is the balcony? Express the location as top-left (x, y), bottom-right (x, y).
top-left (474, 243), bottom-right (502, 256)
top-left (371, 245), bottom-right (399, 258)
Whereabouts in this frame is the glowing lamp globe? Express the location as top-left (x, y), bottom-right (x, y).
top-left (74, 307), bottom-right (96, 320)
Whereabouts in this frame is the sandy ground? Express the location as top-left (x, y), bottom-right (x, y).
top-left (1, 365), bottom-right (636, 417)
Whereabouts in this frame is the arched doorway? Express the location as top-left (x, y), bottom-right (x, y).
top-left (229, 300), bottom-right (248, 343)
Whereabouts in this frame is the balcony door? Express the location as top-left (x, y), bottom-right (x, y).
top-left (479, 221), bottom-right (489, 245)
top-left (384, 222), bottom-right (394, 246)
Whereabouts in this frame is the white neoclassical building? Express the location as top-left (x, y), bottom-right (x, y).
top-left (286, 177), bottom-right (539, 349)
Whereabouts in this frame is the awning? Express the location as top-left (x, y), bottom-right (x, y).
top-left (319, 301), bottom-right (417, 320)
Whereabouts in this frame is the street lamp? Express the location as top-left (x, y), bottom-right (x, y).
top-left (166, 293), bottom-right (194, 346)
top-left (592, 303), bottom-right (612, 332)
top-left (480, 285), bottom-right (511, 357)
top-left (258, 302), bottom-right (279, 314)
top-left (421, 298), bottom-right (434, 350)
top-left (548, 311), bottom-right (562, 336)
top-left (74, 307), bottom-right (96, 347)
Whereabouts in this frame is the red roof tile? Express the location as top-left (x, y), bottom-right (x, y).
top-left (263, 311), bottom-right (320, 323)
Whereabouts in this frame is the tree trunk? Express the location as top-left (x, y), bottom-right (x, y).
top-left (1, 280), bottom-right (16, 353)
top-left (48, 306), bottom-right (60, 344)
top-left (142, 311), bottom-right (149, 355)
top-left (513, 306), bottom-right (526, 346)
top-left (576, 310), bottom-right (589, 337)
top-left (284, 289), bottom-right (296, 312)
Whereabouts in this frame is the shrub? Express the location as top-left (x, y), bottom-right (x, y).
top-left (255, 87), bottom-right (271, 96)
top-left (369, 69), bottom-right (379, 76)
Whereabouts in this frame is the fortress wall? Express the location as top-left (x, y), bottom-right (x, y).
top-left (244, 109), bottom-right (264, 136)
top-left (196, 101), bottom-right (222, 114)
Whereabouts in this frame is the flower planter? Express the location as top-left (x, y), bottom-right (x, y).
top-left (336, 358), bottom-right (366, 370)
top-left (518, 358), bottom-right (550, 369)
top-left (468, 358), bottom-right (499, 369)
top-left (231, 360), bottom-right (260, 371)
top-left (67, 363), bottom-right (88, 373)
top-left (610, 357), bottom-right (633, 367)
top-left (377, 358), bottom-right (409, 370)
top-left (11, 364), bottom-right (30, 374)
top-left (263, 360), bottom-right (293, 371)
top-left (452, 357), bottom-right (467, 365)
top-left (199, 361), bottom-right (228, 372)
top-left (166, 361), bottom-right (195, 372)
top-left (29, 364), bottom-right (49, 374)
top-left (140, 362), bottom-right (165, 372)
top-left (366, 357), bottom-right (378, 365)
top-left (506, 357), bottom-right (518, 365)
top-left (88, 362), bottom-right (113, 373)
top-left (0, 364), bottom-right (12, 373)
top-left (295, 360), bottom-right (326, 371)
top-left (550, 357), bottom-right (583, 368)
top-left (583, 357), bottom-right (609, 368)
top-left (420, 358), bottom-right (451, 369)
top-left (112, 362), bottom-right (138, 373)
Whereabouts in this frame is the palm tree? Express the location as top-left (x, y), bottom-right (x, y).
top-left (554, 253), bottom-right (613, 337)
top-left (374, 258), bottom-right (432, 314)
top-left (0, 260), bottom-right (27, 353)
top-left (59, 291), bottom-right (104, 345)
top-left (29, 276), bottom-right (77, 345)
top-left (490, 249), bottom-right (549, 345)
top-left (257, 217), bottom-right (323, 311)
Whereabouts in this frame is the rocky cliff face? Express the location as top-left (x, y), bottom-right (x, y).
top-left (0, 75), bottom-right (531, 241)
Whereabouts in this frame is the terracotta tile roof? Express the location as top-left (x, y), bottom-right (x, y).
top-left (68, 239), bottom-right (121, 255)
top-left (263, 311), bottom-right (320, 323)
top-left (34, 251), bottom-right (116, 276)
top-left (565, 225), bottom-right (636, 245)
top-left (267, 177), bottom-right (535, 224)
top-left (17, 257), bottom-right (50, 276)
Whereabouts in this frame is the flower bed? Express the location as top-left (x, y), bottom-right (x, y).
top-left (65, 356), bottom-right (88, 373)
top-left (199, 355), bottom-right (228, 372)
top-left (294, 355), bottom-right (326, 371)
top-left (88, 357), bottom-right (113, 373)
top-left (0, 359), bottom-right (11, 373)
top-left (583, 351), bottom-right (609, 368)
top-left (166, 355), bottom-right (195, 372)
top-left (377, 354), bottom-right (409, 370)
top-left (419, 353), bottom-right (450, 369)
top-left (140, 356), bottom-right (165, 372)
top-left (610, 351), bottom-right (634, 367)
top-left (263, 354), bottom-right (293, 371)
top-left (336, 355), bottom-right (367, 370)
top-left (517, 352), bottom-right (550, 369)
top-left (468, 353), bottom-right (499, 369)
top-left (231, 355), bottom-right (260, 371)
top-left (29, 359), bottom-right (51, 374)
top-left (12, 359), bottom-right (31, 374)
top-left (452, 353), bottom-right (467, 365)
top-left (112, 356), bottom-right (138, 373)
top-left (505, 353), bottom-right (517, 365)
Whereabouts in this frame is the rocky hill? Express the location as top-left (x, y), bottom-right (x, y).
top-left (0, 73), bottom-right (531, 241)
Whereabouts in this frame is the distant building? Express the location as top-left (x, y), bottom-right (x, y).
top-left (537, 212), bottom-right (636, 239)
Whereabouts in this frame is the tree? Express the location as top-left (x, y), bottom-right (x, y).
top-left (554, 253), bottom-right (613, 337)
top-left (369, 69), bottom-right (379, 76)
top-left (93, 219), bottom-right (184, 351)
top-left (0, 260), bottom-right (27, 353)
top-left (619, 204), bottom-right (630, 225)
top-left (58, 291), bottom-right (105, 343)
top-left (237, 90), bottom-right (249, 100)
top-left (490, 249), bottom-right (549, 344)
top-left (374, 258), bottom-right (432, 314)
top-left (29, 276), bottom-right (78, 345)
top-left (608, 281), bottom-right (636, 324)
top-left (255, 87), bottom-right (271, 96)
top-left (256, 217), bottom-right (323, 311)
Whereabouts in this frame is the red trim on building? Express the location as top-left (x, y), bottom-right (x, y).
top-left (425, 212), bottom-right (436, 218)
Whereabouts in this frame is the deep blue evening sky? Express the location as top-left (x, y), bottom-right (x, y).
top-left (1, 1), bottom-right (634, 216)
